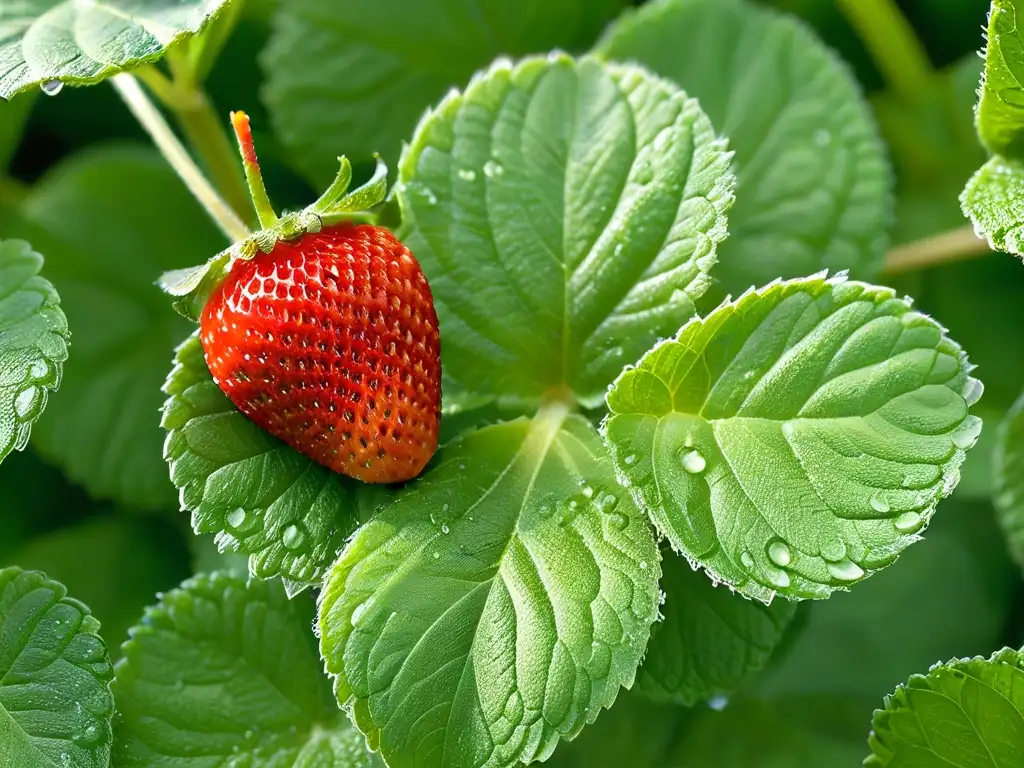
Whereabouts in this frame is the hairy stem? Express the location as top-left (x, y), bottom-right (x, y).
top-left (836, 0), bottom-right (933, 98)
top-left (112, 73), bottom-right (250, 243)
top-left (136, 66), bottom-right (252, 225)
top-left (883, 226), bottom-right (992, 275)
top-left (231, 111), bottom-right (279, 229)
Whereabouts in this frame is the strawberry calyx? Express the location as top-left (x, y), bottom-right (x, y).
top-left (158, 111), bottom-right (389, 321)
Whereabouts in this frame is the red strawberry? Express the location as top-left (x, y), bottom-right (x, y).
top-left (188, 112), bottom-right (440, 483)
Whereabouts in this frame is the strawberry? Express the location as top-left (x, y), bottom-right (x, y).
top-left (171, 112), bottom-right (441, 483)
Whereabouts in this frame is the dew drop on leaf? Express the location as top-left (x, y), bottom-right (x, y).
top-left (869, 494), bottom-right (890, 514)
top-left (282, 524), bottom-right (306, 550)
top-left (483, 160), bottom-right (504, 178)
top-left (679, 448), bottom-right (706, 474)
top-left (951, 415), bottom-right (983, 450)
top-left (440, 524), bottom-right (450, 534)
top-left (624, 453), bottom-right (638, 466)
top-left (739, 550), bottom-right (755, 569)
top-left (894, 511), bottom-right (924, 534)
top-left (227, 508), bottom-right (247, 530)
top-left (826, 558), bottom-right (865, 582)
top-left (14, 386), bottom-right (38, 418)
top-left (769, 568), bottom-right (791, 588)
top-left (767, 541), bottom-right (791, 567)
top-left (963, 377), bottom-right (984, 407)
top-left (457, 168), bottom-right (476, 181)
top-left (708, 695), bottom-right (729, 711)
top-left (41, 79), bottom-right (63, 96)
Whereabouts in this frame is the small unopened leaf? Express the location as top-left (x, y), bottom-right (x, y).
top-left (399, 53), bottom-right (733, 407)
top-left (162, 333), bottom-right (380, 586)
top-left (635, 554), bottom-right (796, 705)
top-left (961, 155), bottom-right (1024, 255)
top-left (976, 0), bottom-right (1024, 158)
top-left (603, 273), bottom-right (981, 601)
top-left (0, 566), bottom-right (114, 768)
top-left (112, 572), bottom-right (378, 767)
top-left (597, 0), bottom-right (892, 292)
top-left (319, 410), bottom-right (660, 768)
top-left (866, 647), bottom-right (1024, 767)
top-left (995, 390), bottom-right (1024, 569)
top-left (0, 238), bottom-right (68, 463)
top-left (262, 0), bottom-right (629, 184)
top-left (0, 0), bottom-right (232, 99)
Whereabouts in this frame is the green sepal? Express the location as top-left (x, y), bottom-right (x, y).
top-left (157, 155), bottom-right (391, 322)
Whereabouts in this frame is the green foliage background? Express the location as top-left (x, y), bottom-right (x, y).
top-left (2, 0), bottom-right (1023, 766)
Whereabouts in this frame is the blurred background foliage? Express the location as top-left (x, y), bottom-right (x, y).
top-left (1, 0), bottom-right (1020, 763)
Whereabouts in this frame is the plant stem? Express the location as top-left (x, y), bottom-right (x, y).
top-left (883, 226), bottom-right (992, 275)
top-left (230, 111), bottom-right (279, 229)
top-left (836, 0), bottom-right (933, 98)
top-left (111, 73), bottom-right (250, 243)
top-left (136, 65), bottom-right (252, 225)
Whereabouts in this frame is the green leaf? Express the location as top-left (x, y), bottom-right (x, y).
top-left (995, 390), bottom-right (1024, 569)
top-left (319, 408), bottom-right (660, 768)
top-left (866, 647), bottom-right (1024, 767)
top-left (635, 553), bottom-right (796, 705)
top-left (597, 0), bottom-right (892, 293)
top-left (112, 572), bottom-right (379, 767)
top-left (976, 0), bottom-right (1024, 159)
top-left (9, 516), bottom-right (191, 657)
top-left (398, 53), bottom-right (733, 408)
top-left (162, 332), bottom-right (380, 586)
top-left (669, 695), bottom-right (873, 767)
top-left (261, 0), bottom-right (629, 185)
top-left (0, 146), bottom-right (225, 510)
top-left (0, 0), bottom-right (233, 99)
top-left (756, 499), bottom-right (1017, 702)
top-left (0, 566), bottom-right (114, 768)
top-left (961, 155), bottom-right (1024, 256)
top-left (603, 273), bottom-right (981, 602)
top-left (0, 238), bottom-right (68, 464)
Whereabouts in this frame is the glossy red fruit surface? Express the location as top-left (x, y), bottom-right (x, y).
top-left (200, 223), bottom-right (441, 483)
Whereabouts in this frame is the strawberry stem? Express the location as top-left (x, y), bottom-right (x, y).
top-left (231, 111), bottom-right (279, 230)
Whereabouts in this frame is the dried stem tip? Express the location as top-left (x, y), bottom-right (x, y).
top-left (231, 110), bottom-right (279, 230)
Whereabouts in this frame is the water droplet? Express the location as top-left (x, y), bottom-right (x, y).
top-left (894, 511), bottom-right (924, 534)
top-left (826, 558), bottom-right (865, 582)
top-left (41, 79), bottom-right (63, 96)
top-left (29, 359), bottom-right (51, 379)
top-left (951, 416), bottom-right (983, 450)
top-left (770, 568), bottom-right (791, 588)
top-left (606, 511), bottom-right (629, 531)
top-left (432, 552), bottom-right (440, 560)
top-left (483, 160), bottom-right (504, 178)
top-left (869, 495), bottom-right (890, 514)
top-left (457, 168), bottom-right (476, 181)
top-left (999, 86), bottom-right (1024, 107)
top-left (72, 723), bottom-right (101, 746)
top-left (679, 448), bottom-right (706, 474)
top-left (282, 524), bottom-right (305, 550)
top-left (963, 377), bottom-right (984, 407)
top-left (14, 386), bottom-right (38, 418)
top-left (739, 550), bottom-right (755, 568)
top-left (767, 541), bottom-right (791, 567)
top-left (227, 508), bottom-right (247, 530)
top-left (351, 599), bottom-right (373, 626)
top-left (813, 129), bottom-right (831, 146)
top-left (582, 485), bottom-right (594, 498)
top-left (707, 695), bottom-right (729, 711)
top-left (440, 524), bottom-right (450, 535)
top-left (624, 454), bottom-right (638, 466)
top-left (639, 560), bottom-right (648, 570)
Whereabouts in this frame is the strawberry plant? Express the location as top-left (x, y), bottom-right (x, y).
top-left (1, 0), bottom-right (1023, 766)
